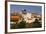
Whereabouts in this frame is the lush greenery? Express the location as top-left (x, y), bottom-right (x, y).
top-left (32, 19), bottom-right (41, 28)
top-left (17, 20), bottom-right (26, 28)
top-left (10, 19), bottom-right (41, 29)
top-left (10, 19), bottom-right (26, 29)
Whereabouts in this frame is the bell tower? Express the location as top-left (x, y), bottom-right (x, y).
top-left (22, 9), bottom-right (27, 14)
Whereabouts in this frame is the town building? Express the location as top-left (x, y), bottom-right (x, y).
top-left (10, 9), bottom-right (41, 24)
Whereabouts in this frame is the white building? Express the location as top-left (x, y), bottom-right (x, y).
top-left (22, 12), bottom-right (32, 23)
top-left (18, 9), bottom-right (41, 23)
top-left (11, 9), bottom-right (41, 24)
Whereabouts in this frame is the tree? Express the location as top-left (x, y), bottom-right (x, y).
top-left (10, 24), bottom-right (16, 29)
top-left (17, 18), bottom-right (26, 28)
top-left (32, 19), bottom-right (41, 28)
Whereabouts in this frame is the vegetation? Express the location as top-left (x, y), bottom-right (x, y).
top-left (17, 20), bottom-right (26, 28)
top-left (10, 18), bottom-right (26, 29)
top-left (10, 18), bottom-right (41, 29)
top-left (10, 24), bottom-right (16, 29)
top-left (32, 19), bottom-right (41, 28)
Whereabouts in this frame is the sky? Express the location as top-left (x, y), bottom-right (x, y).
top-left (10, 5), bottom-right (42, 14)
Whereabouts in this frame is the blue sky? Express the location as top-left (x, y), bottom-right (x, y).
top-left (10, 5), bottom-right (42, 14)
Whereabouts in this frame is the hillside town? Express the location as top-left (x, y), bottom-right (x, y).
top-left (10, 9), bottom-right (42, 29)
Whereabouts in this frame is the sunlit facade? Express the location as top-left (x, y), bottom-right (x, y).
top-left (10, 9), bottom-right (41, 24)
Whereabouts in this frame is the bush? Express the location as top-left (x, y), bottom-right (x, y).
top-left (32, 19), bottom-right (41, 28)
top-left (17, 19), bottom-right (26, 28)
top-left (10, 24), bottom-right (16, 29)
top-left (10, 18), bottom-right (26, 29)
